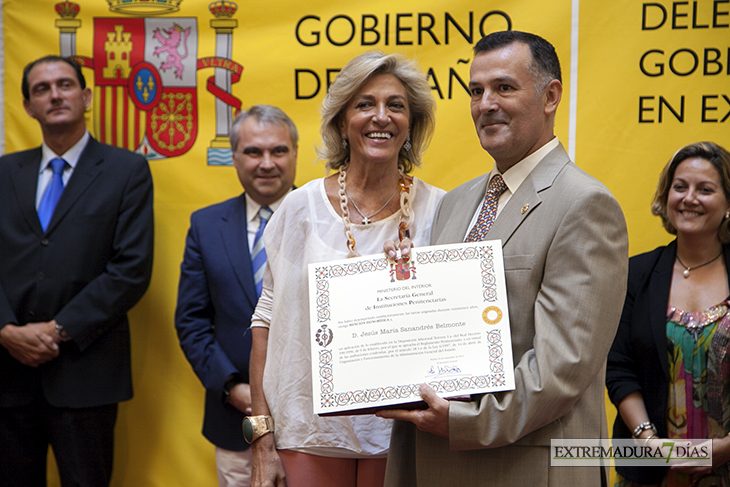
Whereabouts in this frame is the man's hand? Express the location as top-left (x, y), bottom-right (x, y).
top-left (0, 321), bottom-right (60, 367)
top-left (376, 384), bottom-right (450, 438)
top-left (384, 237), bottom-right (413, 261)
top-left (228, 382), bottom-right (253, 416)
top-left (251, 433), bottom-right (287, 487)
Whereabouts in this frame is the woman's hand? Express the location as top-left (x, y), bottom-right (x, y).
top-left (384, 236), bottom-right (413, 261)
top-left (712, 436), bottom-right (730, 470)
top-left (669, 436), bottom-right (730, 481)
top-left (251, 434), bottom-right (286, 487)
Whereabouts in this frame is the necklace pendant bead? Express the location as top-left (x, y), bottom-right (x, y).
top-left (362, 217), bottom-right (371, 225)
top-left (675, 250), bottom-right (723, 280)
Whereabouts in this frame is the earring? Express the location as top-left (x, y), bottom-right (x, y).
top-left (403, 134), bottom-right (412, 152)
top-left (341, 135), bottom-right (348, 150)
top-left (726, 211), bottom-right (729, 219)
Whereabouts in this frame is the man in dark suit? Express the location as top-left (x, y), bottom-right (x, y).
top-left (175, 105), bottom-right (297, 487)
top-left (0, 56), bottom-right (154, 487)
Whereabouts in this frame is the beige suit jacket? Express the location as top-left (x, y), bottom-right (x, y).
top-left (385, 143), bottom-right (629, 486)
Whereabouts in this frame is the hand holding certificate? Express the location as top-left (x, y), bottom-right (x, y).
top-left (308, 240), bottom-right (515, 415)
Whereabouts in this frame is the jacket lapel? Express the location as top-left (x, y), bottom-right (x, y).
top-left (442, 174), bottom-right (489, 243)
top-left (725, 246), bottom-right (730, 294)
top-left (486, 143), bottom-right (569, 245)
top-left (8, 148), bottom-right (44, 236)
top-left (220, 195), bottom-right (258, 309)
top-left (650, 242), bottom-right (676, 380)
top-left (44, 137), bottom-right (103, 234)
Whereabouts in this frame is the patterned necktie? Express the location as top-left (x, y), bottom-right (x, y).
top-left (251, 206), bottom-right (273, 297)
top-left (465, 174), bottom-right (507, 242)
top-left (37, 157), bottom-right (67, 232)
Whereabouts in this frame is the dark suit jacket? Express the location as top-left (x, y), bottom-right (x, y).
top-left (174, 194), bottom-right (258, 451)
top-left (606, 241), bottom-right (730, 483)
top-left (0, 137), bottom-right (154, 409)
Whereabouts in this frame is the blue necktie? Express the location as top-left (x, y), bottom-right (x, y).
top-left (252, 206), bottom-right (273, 297)
top-left (38, 158), bottom-right (67, 232)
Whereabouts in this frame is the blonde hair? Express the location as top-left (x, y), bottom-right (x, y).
top-left (318, 51), bottom-right (435, 173)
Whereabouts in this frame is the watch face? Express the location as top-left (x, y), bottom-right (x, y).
top-left (243, 417), bottom-right (254, 443)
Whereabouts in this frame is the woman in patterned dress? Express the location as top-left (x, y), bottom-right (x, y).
top-left (607, 142), bottom-right (730, 486)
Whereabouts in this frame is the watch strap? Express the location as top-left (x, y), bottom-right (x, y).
top-left (222, 374), bottom-right (242, 404)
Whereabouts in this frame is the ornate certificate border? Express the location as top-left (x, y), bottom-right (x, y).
top-left (312, 245), bottom-right (507, 410)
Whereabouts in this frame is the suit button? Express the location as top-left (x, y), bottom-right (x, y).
top-left (41, 238), bottom-right (49, 246)
top-left (37, 272), bottom-right (45, 280)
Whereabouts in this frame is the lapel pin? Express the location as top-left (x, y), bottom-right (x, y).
top-left (521, 204), bottom-right (529, 215)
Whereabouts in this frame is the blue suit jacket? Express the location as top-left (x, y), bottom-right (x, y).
top-left (0, 137), bottom-right (154, 408)
top-left (175, 194), bottom-right (258, 451)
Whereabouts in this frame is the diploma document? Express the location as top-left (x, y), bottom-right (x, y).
top-left (308, 240), bottom-right (515, 415)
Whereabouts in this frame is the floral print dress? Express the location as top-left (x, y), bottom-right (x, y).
top-left (616, 300), bottom-right (730, 487)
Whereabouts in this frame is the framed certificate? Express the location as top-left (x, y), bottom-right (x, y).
top-left (308, 240), bottom-right (515, 415)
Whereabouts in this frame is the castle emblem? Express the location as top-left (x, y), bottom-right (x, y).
top-left (90, 16), bottom-right (199, 158)
top-left (54, 0), bottom-right (243, 164)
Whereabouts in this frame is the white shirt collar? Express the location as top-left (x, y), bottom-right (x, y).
top-left (489, 136), bottom-right (560, 193)
top-left (245, 188), bottom-right (293, 225)
top-left (39, 131), bottom-right (90, 173)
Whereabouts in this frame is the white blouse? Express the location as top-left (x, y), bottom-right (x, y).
top-left (252, 176), bottom-right (445, 457)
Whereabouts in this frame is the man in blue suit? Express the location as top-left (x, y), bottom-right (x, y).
top-left (175, 105), bottom-right (298, 487)
top-left (0, 56), bottom-right (154, 486)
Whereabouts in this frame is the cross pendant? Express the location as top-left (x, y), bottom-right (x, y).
top-left (362, 217), bottom-right (371, 225)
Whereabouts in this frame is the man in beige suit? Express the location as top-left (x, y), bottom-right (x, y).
top-left (379, 31), bottom-right (629, 486)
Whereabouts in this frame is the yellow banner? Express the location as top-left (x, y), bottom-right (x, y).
top-left (578, 0), bottom-right (730, 254)
top-left (3, 0), bottom-right (728, 485)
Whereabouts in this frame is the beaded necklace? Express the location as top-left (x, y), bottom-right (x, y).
top-left (337, 165), bottom-right (413, 257)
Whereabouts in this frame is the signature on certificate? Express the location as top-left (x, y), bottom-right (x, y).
top-left (427, 364), bottom-right (462, 377)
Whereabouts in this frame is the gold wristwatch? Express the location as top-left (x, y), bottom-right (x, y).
top-left (243, 415), bottom-right (275, 444)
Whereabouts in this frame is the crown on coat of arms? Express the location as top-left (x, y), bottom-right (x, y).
top-left (55, 1), bottom-right (80, 18)
top-left (209, 0), bottom-right (237, 18)
top-left (106, 0), bottom-right (182, 15)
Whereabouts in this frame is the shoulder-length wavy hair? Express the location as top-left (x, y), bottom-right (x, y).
top-left (651, 141), bottom-right (730, 243)
top-left (317, 51), bottom-right (435, 174)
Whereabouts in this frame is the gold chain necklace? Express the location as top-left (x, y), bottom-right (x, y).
top-left (337, 165), bottom-right (413, 258)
